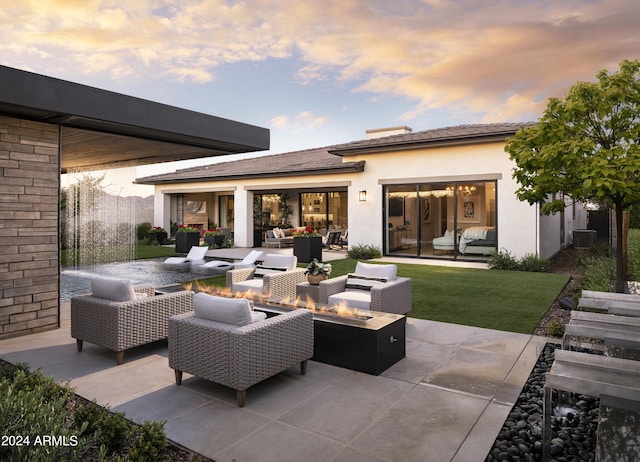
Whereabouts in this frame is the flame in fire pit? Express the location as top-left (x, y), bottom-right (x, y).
top-left (182, 280), bottom-right (371, 321)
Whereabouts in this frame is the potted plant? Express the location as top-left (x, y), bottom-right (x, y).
top-left (203, 228), bottom-right (224, 248)
top-left (147, 226), bottom-right (167, 244)
top-left (305, 258), bottom-right (332, 285)
top-left (175, 225), bottom-right (200, 253)
top-left (293, 226), bottom-right (322, 263)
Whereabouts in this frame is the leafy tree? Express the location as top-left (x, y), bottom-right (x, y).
top-left (507, 59), bottom-right (640, 292)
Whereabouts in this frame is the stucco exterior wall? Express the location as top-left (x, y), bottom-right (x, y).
top-left (0, 116), bottom-right (60, 338)
top-left (345, 141), bottom-right (541, 258)
top-left (150, 138), bottom-right (580, 260)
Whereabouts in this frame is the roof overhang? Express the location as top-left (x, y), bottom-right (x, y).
top-left (0, 65), bottom-right (270, 173)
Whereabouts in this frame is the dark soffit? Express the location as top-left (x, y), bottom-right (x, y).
top-left (0, 65), bottom-right (270, 173)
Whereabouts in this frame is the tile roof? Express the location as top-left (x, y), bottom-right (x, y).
top-left (135, 146), bottom-right (364, 184)
top-left (328, 122), bottom-right (535, 154)
top-left (135, 122), bottom-right (534, 184)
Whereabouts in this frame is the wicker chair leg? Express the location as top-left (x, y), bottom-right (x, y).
top-left (116, 351), bottom-right (125, 365)
top-left (236, 390), bottom-right (246, 407)
top-left (76, 339), bottom-right (83, 352)
top-left (174, 370), bottom-right (183, 385)
top-left (300, 360), bottom-right (308, 375)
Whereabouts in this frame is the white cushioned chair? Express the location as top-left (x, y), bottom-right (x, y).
top-left (227, 254), bottom-right (306, 301)
top-left (318, 262), bottom-right (412, 314)
top-left (168, 293), bottom-right (313, 407)
top-left (71, 277), bottom-right (194, 364)
top-left (202, 250), bottom-right (263, 270)
top-left (163, 245), bottom-right (208, 264)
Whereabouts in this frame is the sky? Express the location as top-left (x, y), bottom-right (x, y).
top-left (2, 0), bottom-right (640, 193)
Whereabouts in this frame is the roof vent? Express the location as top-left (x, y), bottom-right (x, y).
top-left (365, 126), bottom-right (412, 139)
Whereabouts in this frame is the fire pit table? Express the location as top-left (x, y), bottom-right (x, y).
top-left (254, 301), bottom-right (406, 375)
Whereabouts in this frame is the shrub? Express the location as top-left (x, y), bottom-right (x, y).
top-left (347, 244), bottom-right (382, 260)
top-left (137, 222), bottom-right (151, 241)
top-left (546, 319), bottom-right (565, 337)
top-left (519, 253), bottom-right (549, 272)
top-left (488, 249), bottom-right (520, 271)
top-left (489, 250), bottom-right (549, 272)
top-left (129, 420), bottom-right (168, 462)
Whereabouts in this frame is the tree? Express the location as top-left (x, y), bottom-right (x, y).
top-left (506, 59), bottom-right (640, 292)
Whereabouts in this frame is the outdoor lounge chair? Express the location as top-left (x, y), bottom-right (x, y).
top-left (227, 254), bottom-right (306, 300)
top-left (323, 230), bottom-right (342, 250)
top-left (318, 262), bottom-right (411, 315)
top-left (71, 276), bottom-right (194, 364)
top-left (163, 245), bottom-right (208, 264)
top-left (169, 293), bottom-right (313, 407)
top-left (202, 250), bottom-right (264, 270)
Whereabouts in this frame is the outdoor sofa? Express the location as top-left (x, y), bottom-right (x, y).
top-left (71, 276), bottom-right (194, 365)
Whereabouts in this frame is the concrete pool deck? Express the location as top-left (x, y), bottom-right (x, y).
top-left (0, 299), bottom-right (548, 462)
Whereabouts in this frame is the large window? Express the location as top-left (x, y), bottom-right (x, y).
top-left (300, 192), bottom-right (347, 233)
top-left (384, 181), bottom-right (497, 259)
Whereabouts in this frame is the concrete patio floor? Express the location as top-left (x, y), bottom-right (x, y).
top-left (0, 300), bottom-right (548, 462)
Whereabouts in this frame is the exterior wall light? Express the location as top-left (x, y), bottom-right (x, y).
top-left (359, 190), bottom-right (367, 202)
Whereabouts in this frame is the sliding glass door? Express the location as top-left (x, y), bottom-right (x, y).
top-left (385, 180), bottom-right (497, 259)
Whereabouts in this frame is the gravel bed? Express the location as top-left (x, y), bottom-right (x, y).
top-left (485, 343), bottom-right (600, 462)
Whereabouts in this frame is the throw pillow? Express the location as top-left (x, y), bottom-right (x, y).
top-left (345, 274), bottom-right (388, 291)
top-left (91, 277), bottom-right (137, 302)
top-left (193, 293), bottom-right (254, 326)
top-left (254, 265), bottom-right (288, 278)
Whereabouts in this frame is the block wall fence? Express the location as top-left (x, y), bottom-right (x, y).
top-left (0, 115), bottom-right (60, 338)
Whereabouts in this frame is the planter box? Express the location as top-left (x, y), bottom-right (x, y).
top-left (293, 236), bottom-right (322, 263)
top-left (147, 231), bottom-right (167, 244)
top-left (204, 235), bottom-right (224, 247)
top-left (175, 232), bottom-right (200, 253)
top-left (253, 229), bottom-right (263, 248)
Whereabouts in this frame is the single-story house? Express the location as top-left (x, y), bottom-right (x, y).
top-left (136, 123), bottom-right (587, 262)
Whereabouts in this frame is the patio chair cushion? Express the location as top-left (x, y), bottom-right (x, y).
top-left (262, 254), bottom-right (298, 270)
top-left (354, 262), bottom-right (397, 280)
top-left (90, 277), bottom-right (137, 302)
top-left (328, 290), bottom-right (372, 311)
top-left (193, 293), bottom-right (266, 326)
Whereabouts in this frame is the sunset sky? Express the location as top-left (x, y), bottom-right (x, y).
top-left (2, 0), bottom-right (639, 182)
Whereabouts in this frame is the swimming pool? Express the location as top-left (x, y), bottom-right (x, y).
top-left (61, 258), bottom-right (220, 300)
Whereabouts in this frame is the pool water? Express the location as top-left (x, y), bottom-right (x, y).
top-left (61, 258), bottom-right (220, 300)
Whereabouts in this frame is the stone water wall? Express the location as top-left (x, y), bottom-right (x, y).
top-left (0, 116), bottom-right (60, 338)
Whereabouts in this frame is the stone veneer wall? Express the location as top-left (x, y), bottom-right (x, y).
top-left (0, 116), bottom-right (60, 338)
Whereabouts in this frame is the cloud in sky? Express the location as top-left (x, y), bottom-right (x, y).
top-left (1, 0), bottom-right (639, 128)
top-left (270, 111), bottom-right (328, 131)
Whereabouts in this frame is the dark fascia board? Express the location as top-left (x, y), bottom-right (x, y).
top-left (136, 161), bottom-right (366, 185)
top-left (328, 131), bottom-right (522, 156)
top-left (0, 65), bottom-right (269, 152)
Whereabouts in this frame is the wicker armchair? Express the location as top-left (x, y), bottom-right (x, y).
top-left (71, 283), bottom-right (194, 365)
top-left (226, 254), bottom-right (306, 301)
top-left (169, 308), bottom-right (314, 407)
top-left (318, 262), bottom-right (412, 315)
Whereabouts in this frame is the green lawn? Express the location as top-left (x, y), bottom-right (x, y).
top-left (191, 258), bottom-right (569, 335)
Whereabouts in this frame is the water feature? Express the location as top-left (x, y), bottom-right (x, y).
top-left (64, 166), bottom-right (138, 266)
top-left (61, 258), bottom-right (217, 300)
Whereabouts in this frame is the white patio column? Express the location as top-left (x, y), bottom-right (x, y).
top-left (234, 188), bottom-right (252, 247)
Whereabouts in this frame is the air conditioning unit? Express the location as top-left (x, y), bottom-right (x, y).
top-left (573, 230), bottom-right (596, 249)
